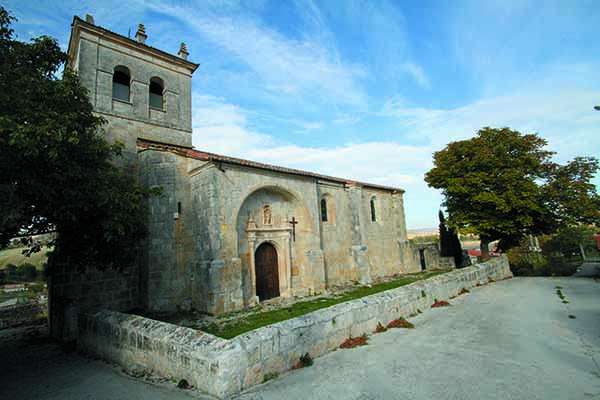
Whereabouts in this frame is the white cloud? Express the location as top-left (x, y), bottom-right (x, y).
top-left (381, 88), bottom-right (600, 161)
top-left (192, 94), bottom-right (273, 156)
top-left (145, 1), bottom-right (367, 106)
top-left (400, 62), bottom-right (431, 89)
top-left (332, 114), bottom-right (361, 125)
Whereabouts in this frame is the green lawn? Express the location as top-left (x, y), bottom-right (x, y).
top-left (200, 270), bottom-right (447, 339)
top-left (0, 246), bottom-right (49, 269)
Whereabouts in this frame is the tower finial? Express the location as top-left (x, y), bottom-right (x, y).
top-left (135, 24), bottom-right (148, 44)
top-left (178, 42), bottom-right (189, 60)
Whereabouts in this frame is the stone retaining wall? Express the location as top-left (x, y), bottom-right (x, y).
top-left (78, 256), bottom-right (512, 398)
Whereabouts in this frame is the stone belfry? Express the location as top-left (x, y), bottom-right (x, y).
top-left (66, 15), bottom-right (199, 162)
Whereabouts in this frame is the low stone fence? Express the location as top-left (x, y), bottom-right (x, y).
top-left (0, 301), bottom-right (46, 330)
top-left (78, 256), bottom-right (512, 398)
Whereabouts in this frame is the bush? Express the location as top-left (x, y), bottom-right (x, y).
top-left (4, 263), bottom-right (18, 281)
top-left (17, 263), bottom-right (37, 281)
top-left (547, 255), bottom-right (578, 276)
top-left (509, 251), bottom-right (578, 276)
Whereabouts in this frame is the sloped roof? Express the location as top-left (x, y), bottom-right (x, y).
top-left (137, 138), bottom-right (404, 193)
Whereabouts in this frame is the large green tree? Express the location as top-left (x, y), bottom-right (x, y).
top-left (425, 127), bottom-right (600, 259)
top-left (0, 7), bottom-right (152, 272)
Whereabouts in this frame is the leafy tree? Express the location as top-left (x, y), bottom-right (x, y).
top-left (438, 210), bottom-right (464, 267)
top-left (542, 225), bottom-right (598, 260)
top-left (425, 127), bottom-right (600, 259)
top-left (0, 7), bottom-right (154, 273)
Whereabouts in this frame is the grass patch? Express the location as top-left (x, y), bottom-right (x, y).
top-left (201, 270), bottom-right (447, 339)
top-left (340, 334), bottom-right (368, 349)
top-left (0, 246), bottom-right (50, 269)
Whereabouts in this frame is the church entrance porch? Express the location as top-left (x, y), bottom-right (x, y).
top-left (255, 242), bottom-right (280, 301)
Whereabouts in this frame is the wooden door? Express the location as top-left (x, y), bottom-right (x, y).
top-left (255, 242), bottom-right (280, 301)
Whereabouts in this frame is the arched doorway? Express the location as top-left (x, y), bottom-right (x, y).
top-left (255, 242), bottom-right (280, 301)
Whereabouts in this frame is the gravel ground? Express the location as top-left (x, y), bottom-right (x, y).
top-left (0, 277), bottom-right (599, 400)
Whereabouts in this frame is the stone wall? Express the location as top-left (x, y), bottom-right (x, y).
top-left (49, 263), bottom-right (139, 340)
top-left (78, 256), bottom-right (511, 398)
top-left (138, 149), bottom-right (204, 312)
top-left (413, 242), bottom-right (456, 271)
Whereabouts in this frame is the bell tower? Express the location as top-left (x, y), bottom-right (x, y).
top-left (66, 15), bottom-right (199, 160)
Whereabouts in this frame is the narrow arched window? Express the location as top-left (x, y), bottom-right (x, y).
top-left (149, 77), bottom-right (164, 110)
top-left (112, 66), bottom-right (130, 101)
top-left (320, 198), bottom-right (328, 222)
top-left (370, 197), bottom-right (377, 222)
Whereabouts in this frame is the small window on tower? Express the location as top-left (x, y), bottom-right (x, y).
top-left (112, 66), bottom-right (131, 102)
top-left (149, 77), bottom-right (164, 110)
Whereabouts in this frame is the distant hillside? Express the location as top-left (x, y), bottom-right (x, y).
top-left (0, 246), bottom-right (50, 269)
top-left (407, 228), bottom-right (438, 239)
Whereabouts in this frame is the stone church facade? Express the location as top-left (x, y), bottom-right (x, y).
top-left (63, 16), bottom-right (426, 318)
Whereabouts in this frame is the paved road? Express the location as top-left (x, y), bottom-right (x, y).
top-left (1, 277), bottom-right (599, 400)
top-left (237, 277), bottom-right (600, 400)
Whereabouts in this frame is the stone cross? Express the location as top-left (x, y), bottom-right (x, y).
top-left (288, 217), bottom-right (298, 242)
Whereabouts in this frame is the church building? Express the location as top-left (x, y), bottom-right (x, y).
top-left (64, 16), bottom-right (427, 317)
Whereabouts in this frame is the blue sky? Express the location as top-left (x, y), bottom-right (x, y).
top-left (6, 0), bottom-right (600, 229)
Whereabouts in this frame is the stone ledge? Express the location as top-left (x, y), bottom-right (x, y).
top-left (78, 256), bottom-right (512, 398)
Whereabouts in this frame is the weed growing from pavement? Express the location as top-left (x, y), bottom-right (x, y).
top-left (340, 334), bottom-right (369, 348)
top-left (177, 379), bottom-right (191, 389)
top-left (263, 372), bottom-right (279, 382)
top-left (431, 299), bottom-right (451, 308)
top-left (293, 353), bottom-right (313, 369)
top-left (374, 322), bottom-right (387, 333)
top-left (387, 317), bottom-right (415, 329)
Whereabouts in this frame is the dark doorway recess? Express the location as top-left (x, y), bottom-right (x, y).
top-left (419, 249), bottom-right (426, 271)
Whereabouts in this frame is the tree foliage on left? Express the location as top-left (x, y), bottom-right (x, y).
top-left (0, 7), bottom-right (154, 272)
